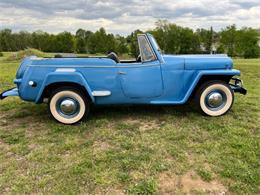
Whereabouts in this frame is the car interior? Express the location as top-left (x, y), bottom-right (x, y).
top-left (54, 36), bottom-right (146, 64)
top-left (106, 51), bottom-right (142, 63)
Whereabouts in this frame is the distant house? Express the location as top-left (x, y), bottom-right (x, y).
top-left (199, 43), bottom-right (218, 54)
top-left (211, 42), bottom-right (219, 54)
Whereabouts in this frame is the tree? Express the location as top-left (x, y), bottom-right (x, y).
top-left (0, 23), bottom-right (259, 58)
top-left (14, 31), bottom-right (32, 50)
top-left (236, 28), bottom-right (260, 58)
top-left (0, 29), bottom-right (14, 51)
top-left (54, 32), bottom-right (75, 53)
top-left (196, 27), bottom-right (214, 53)
top-left (151, 20), bottom-right (200, 54)
top-left (75, 29), bottom-right (87, 53)
top-left (127, 29), bottom-right (143, 58)
top-left (31, 30), bottom-right (50, 51)
top-left (115, 35), bottom-right (129, 54)
top-left (219, 25), bottom-right (237, 57)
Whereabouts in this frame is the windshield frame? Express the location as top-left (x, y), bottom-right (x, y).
top-left (149, 35), bottom-right (161, 53)
top-left (137, 34), bottom-right (158, 63)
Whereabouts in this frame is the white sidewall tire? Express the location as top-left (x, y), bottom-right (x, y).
top-left (200, 83), bottom-right (233, 116)
top-left (49, 90), bottom-right (86, 124)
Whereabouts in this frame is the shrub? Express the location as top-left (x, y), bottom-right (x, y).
top-left (0, 52), bottom-right (3, 57)
top-left (6, 48), bottom-right (45, 61)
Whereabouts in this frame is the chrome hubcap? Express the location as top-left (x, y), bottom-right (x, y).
top-left (59, 98), bottom-right (79, 116)
top-left (206, 92), bottom-right (224, 108)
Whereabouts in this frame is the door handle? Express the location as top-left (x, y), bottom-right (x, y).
top-left (118, 71), bottom-right (127, 75)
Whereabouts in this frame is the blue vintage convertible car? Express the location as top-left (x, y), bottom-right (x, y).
top-left (0, 33), bottom-right (246, 124)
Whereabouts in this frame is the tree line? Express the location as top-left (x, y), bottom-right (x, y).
top-left (0, 20), bottom-right (259, 58)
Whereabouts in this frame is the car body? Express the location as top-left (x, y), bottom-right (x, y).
top-left (0, 33), bottom-right (247, 124)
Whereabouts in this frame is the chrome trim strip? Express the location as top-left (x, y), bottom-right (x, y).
top-left (28, 64), bottom-right (160, 68)
top-left (55, 68), bottom-right (76, 72)
top-left (92, 91), bottom-right (111, 97)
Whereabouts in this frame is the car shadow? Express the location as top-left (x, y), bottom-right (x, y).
top-left (1, 101), bottom-right (199, 127)
top-left (89, 102), bottom-right (198, 120)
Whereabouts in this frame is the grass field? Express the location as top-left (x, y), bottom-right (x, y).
top-left (0, 53), bottom-right (259, 194)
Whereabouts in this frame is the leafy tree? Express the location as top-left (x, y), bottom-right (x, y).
top-left (0, 29), bottom-right (14, 51)
top-left (14, 31), bottom-right (32, 50)
top-left (31, 30), bottom-right (50, 51)
top-left (236, 28), bottom-right (259, 58)
top-left (219, 25), bottom-right (237, 57)
top-left (54, 32), bottom-right (75, 53)
top-left (127, 29), bottom-right (143, 58)
top-left (196, 27), bottom-right (214, 53)
top-left (0, 22), bottom-right (259, 58)
top-left (115, 35), bottom-right (129, 54)
top-left (75, 29), bottom-right (87, 53)
top-left (151, 20), bottom-right (200, 54)
top-left (179, 27), bottom-right (200, 54)
top-left (88, 28), bottom-right (107, 54)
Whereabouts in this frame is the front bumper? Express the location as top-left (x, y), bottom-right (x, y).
top-left (0, 88), bottom-right (19, 100)
top-left (230, 78), bottom-right (247, 95)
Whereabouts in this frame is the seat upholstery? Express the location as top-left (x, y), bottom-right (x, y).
top-left (107, 52), bottom-right (120, 63)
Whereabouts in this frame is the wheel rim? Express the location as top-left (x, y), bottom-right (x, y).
top-left (56, 97), bottom-right (80, 118)
top-left (205, 90), bottom-right (227, 111)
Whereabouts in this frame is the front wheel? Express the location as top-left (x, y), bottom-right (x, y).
top-left (49, 88), bottom-right (89, 124)
top-left (195, 81), bottom-right (234, 116)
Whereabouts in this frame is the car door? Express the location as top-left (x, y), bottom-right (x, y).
top-left (117, 35), bottom-right (163, 98)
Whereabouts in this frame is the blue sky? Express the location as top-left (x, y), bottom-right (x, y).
top-left (0, 0), bottom-right (259, 35)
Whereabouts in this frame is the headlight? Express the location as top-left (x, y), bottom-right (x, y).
top-left (235, 79), bottom-right (243, 87)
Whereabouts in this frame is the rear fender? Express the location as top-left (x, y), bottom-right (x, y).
top-left (36, 72), bottom-right (94, 103)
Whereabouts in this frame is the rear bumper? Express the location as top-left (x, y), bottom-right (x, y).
top-left (230, 78), bottom-right (247, 95)
top-left (0, 88), bottom-right (19, 100)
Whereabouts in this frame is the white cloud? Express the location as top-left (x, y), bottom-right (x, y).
top-left (0, 0), bottom-right (259, 35)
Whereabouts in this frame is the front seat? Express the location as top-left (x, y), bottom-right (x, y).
top-left (107, 52), bottom-right (120, 63)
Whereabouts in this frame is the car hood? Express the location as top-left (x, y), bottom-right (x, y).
top-left (163, 54), bottom-right (233, 70)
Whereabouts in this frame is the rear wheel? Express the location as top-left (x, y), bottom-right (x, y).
top-left (49, 87), bottom-right (89, 124)
top-left (195, 81), bottom-right (234, 116)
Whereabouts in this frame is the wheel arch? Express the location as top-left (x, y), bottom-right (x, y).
top-left (41, 82), bottom-right (93, 102)
top-left (35, 72), bottom-right (95, 103)
top-left (188, 74), bottom-right (234, 101)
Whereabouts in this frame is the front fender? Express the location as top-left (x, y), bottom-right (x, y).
top-left (151, 69), bottom-right (241, 104)
top-left (184, 69), bottom-right (241, 102)
top-left (36, 72), bottom-right (95, 103)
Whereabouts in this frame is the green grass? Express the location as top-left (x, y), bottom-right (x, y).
top-left (0, 54), bottom-right (259, 194)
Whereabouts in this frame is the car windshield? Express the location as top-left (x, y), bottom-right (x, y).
top-left (138, 35), bottom-right (156, 62)
top-left (149, 35), bottom-right (161, 52)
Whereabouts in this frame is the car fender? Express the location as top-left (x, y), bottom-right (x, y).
top-left (184, 69), bottom-right (241, 102)
top-left (150, 69), bottom-right (241, 105)
top-left (36, 71), bottom-right (95, 103)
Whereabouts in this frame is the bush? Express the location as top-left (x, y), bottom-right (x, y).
top-left (0, 52), bottom-right (3, 57)
top-left (6, 48), bottom-right (45, 61)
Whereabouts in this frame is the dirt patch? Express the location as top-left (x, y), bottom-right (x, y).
top-left (158, 171), bottom-right (227, 194)
top-left (92, 140), bottom-right (111, 154)
top-left (158, 172), bottom-right (180, 194)
top-left (0, 112), bottom-right (47, 133)
top-left (94, 186), bottom-right (124, 195)
top-left (139, 120), bottom-right (161, 131)
top-left (181, 171), bottom-right (226, 193)
top-left (125, 118), bottom-right (162, 131)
